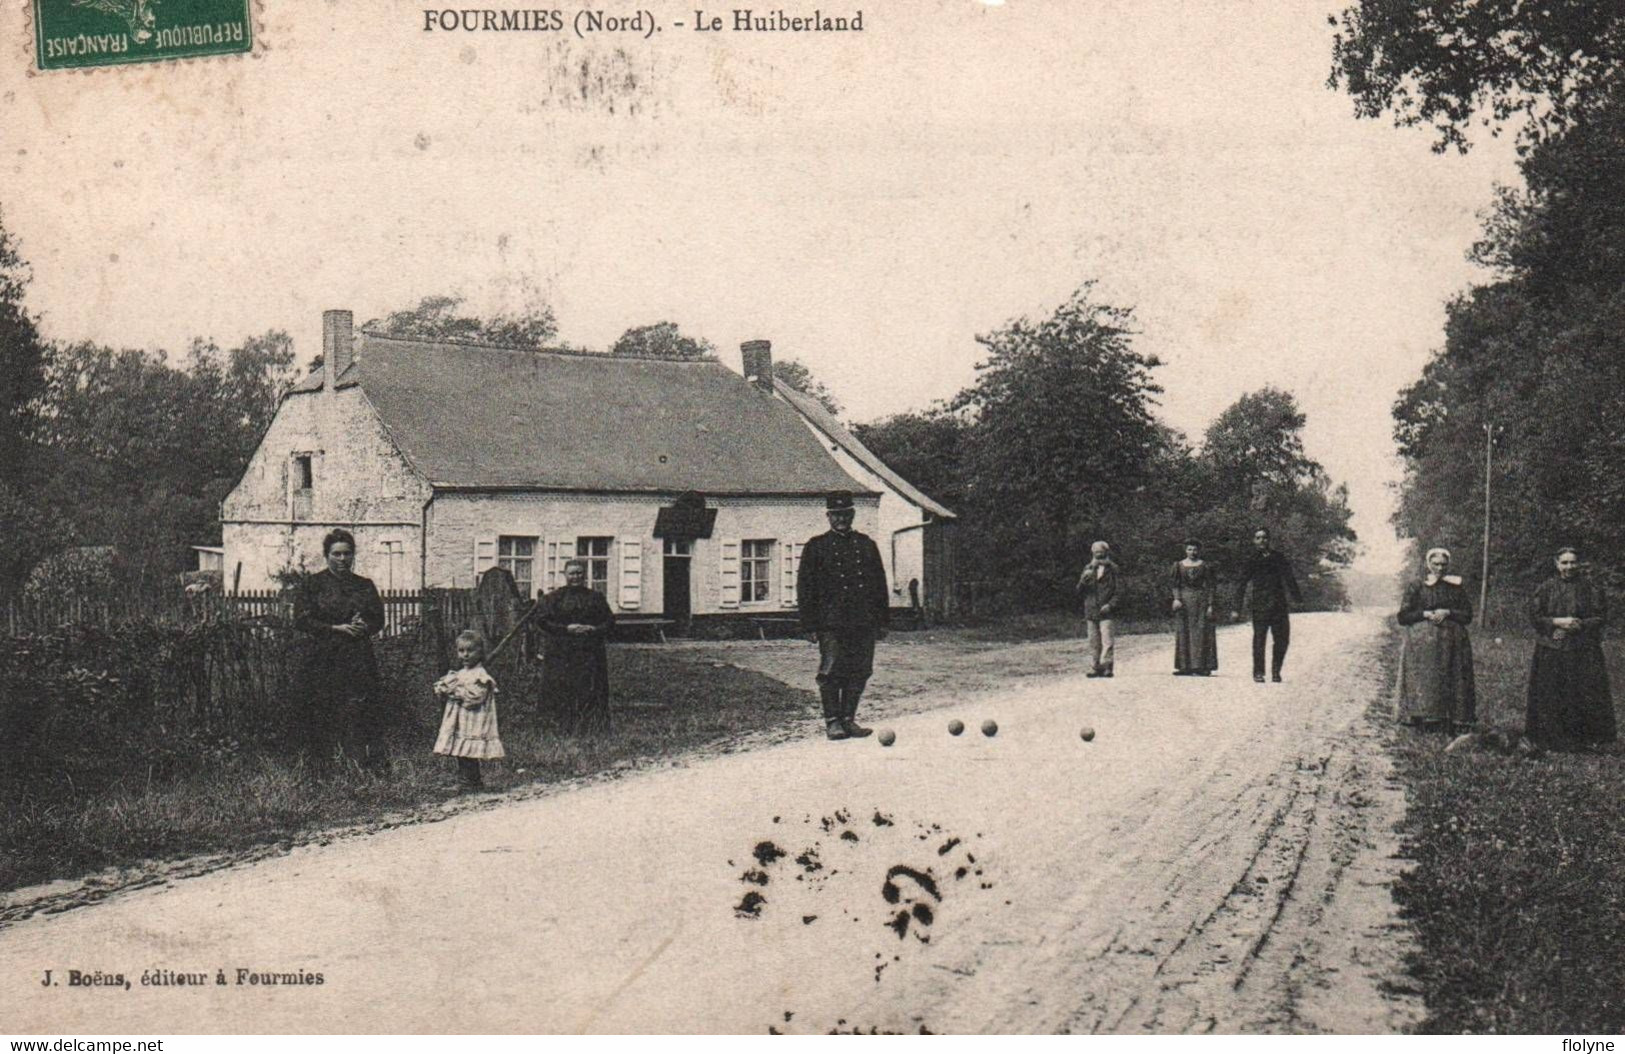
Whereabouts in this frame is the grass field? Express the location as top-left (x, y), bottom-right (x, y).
top-left (1388, 628), bottom-right (1625, 1033)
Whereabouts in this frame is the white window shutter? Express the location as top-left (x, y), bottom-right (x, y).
top-left (618, 538), bottom-right (642, 610)
top-left (474, 538), bottom-right (497, 578)
top-left (544, 540), bottom-right (561, 592)
top-left (719, 539), bottom-right (741, 609)
top-left (781, 542), bottom-right (802, 608)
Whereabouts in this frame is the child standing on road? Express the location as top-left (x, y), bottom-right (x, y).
top-left (433, 629), bottom-right (504, 791)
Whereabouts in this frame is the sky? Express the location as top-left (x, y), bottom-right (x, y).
top-left (0, 0), bottom-right (1522, 573)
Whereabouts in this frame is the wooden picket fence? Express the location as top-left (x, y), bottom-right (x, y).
top-left (2, 587), bottom-right (466, 639)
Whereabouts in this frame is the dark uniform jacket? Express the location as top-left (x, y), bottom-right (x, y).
top-left (796, 528), bottom-right (890, 632)
top-left (1233, 549), bottom-right (1302, 617)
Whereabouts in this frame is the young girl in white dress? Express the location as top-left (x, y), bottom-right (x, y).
top-left (433, 629), bottom-right (504, 790)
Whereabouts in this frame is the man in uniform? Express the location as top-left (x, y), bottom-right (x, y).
top-left (797, 491), bottom-right (890, 740)
top-left (1231, 527), bottom-right (1303, 683)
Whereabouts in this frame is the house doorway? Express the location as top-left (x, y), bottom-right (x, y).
top-left (663, 538), bottom-right (692, 629)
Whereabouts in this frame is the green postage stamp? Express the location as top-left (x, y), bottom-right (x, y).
top-left (32, 0), bottom-right (253, 71)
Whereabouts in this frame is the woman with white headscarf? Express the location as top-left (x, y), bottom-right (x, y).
top-left (1394, 546), bottom-right (1476, 730)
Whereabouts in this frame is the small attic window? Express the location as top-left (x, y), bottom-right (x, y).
top-left (294, 455), bottom-right (314, 490)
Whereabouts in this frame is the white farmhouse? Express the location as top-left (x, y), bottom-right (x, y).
top-left (221, 310), bottom-right (957, 621)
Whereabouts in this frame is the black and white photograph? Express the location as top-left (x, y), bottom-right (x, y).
top-left (1, 0), bottom-right (1622, 1040)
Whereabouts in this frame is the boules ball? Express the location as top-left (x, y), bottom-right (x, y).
top-left (981, 719), bottom-right (998, 737)
top-left (1080, 726), bottom-right (1096, 742)
top-left (948, 719), bottom-right (965, 736)
top-left (878, 728), bottom-right (896, 747)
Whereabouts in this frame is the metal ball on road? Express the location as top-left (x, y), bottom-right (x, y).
top-left (1080, 726), bottom-right (1096, 742)
top-left (981, 719), bottom-right (998, 738)
top-left (948, 719), bottom-right (964, 736)
top-left (878, 729), bottom-right (896, 747)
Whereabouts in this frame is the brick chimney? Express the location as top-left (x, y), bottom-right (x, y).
top-left (323, 309), bottom-right (354, 391)
top-left (741, 339), bottom-right (773, 392)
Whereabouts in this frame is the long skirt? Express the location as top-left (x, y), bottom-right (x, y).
top-left (1172, 605), bottom-right (1218, 673)
top-left (541, 638), bottom-right (612, 733)
top-left (1526, 645), bottom-right (1616, 745)
top-left (1395, 621), bottom-right (1476, 728)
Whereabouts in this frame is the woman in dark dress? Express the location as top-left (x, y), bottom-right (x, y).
top-left (1526, 547), bottom-right (1616, 749)
top-left (1394, 546), bottom-right (1476, 731)
top-left (292, 528), bottom-right (388, 770)
top-left (538, 558), bottom-right (616, 733)
top-left (1171, 541), bottom-right (1218, 675)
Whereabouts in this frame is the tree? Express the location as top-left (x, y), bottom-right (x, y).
top-left (1195, 388), bottom-right (1357, 606)
top-left (609, 321), bottom-right (715, 360)
top-left (365, 293), bottom-right (559, 349)
top-left (774, 359), bottom-right (843, 417)
top-left (852, 407), bottom-right (969, 511)
top-left (0, 207), bottom-right (50, 597)
top-left (1328, 0), bottom-right (1625, 152)
top-left (35, 331), bottom-right (302, 582)
top-left (952, 283), bottom-right (1164, 580)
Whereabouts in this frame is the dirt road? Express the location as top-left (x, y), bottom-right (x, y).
top-left (1, 612), bottom-right (1420, 1034)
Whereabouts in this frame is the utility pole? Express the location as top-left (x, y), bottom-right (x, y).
top-left (1481, 422), bottom-right (1496, 625)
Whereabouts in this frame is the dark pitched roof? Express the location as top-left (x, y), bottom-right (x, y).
top-left (774, 382), bottom-right (957, 519)
top-left (290, 333), bottom-right (871, 495)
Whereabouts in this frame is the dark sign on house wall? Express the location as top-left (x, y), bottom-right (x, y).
top-left (652, 492), bottom-right (717, 540)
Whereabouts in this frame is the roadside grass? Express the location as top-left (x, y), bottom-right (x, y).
top-left (0, 648), bottom-right (815, 894)
top-left (1389, 629), bottom-right (1625, 1033)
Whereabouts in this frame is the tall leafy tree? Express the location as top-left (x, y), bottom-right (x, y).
top-left (366, 294), bottom-right (559, 349)
top-left (37, 332), bottom-right (300, 582)
top-left (953, 283), bottom-right (1164, 582)
top-left (609, 321), bottom-right (715, 360)
top-left (1329, 0), bottom-right (1625, 151)
top-left (0, 209), bottom-right (52, 598)
top-left (773, 359), bottom-right (843, 417)
top-left (852, 407), bottom-right (969, 512)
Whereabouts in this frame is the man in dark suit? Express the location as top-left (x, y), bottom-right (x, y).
top-left (1231, 527), bottom-right (1303, 683)
top-left (797, 491), bottom-right (890, 740)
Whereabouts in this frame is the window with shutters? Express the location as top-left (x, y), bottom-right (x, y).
top-left (498, 536), bottom-right (537, 597)
top-left (577, 536), bottom-right (612, 595)
top-left (740, 539), bottom-right (774, 604)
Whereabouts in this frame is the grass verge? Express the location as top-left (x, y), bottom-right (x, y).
top-left (0, 648), bottom-right (815, 894)
top-left (1389, 629), bottom-right (1625, 1033)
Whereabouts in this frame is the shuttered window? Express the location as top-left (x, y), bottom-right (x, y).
top-left (719, 539), bottom-right (741, 609)
top-left (740, 540), bottom-right (773, 604)
top-left (577, 536), bottom-right (612, 596)
top-left (781, 542), bottom-right (802, 608)
top-left (618, 538), bottom-right (642, 610)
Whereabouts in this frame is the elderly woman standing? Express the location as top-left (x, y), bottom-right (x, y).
top-left (537, 558), bottom-right (616, 733)
top-left (1076, 541), bottom-right (1121, 678)
top-left (292, 528), bottom-right (388, 770)
top-left (1526, 547), bottom-right (1615, 749)
top-left (1394, 547), bottom-right (1476, 731)
top-left (1171, 541), bottom-right (1218, 676)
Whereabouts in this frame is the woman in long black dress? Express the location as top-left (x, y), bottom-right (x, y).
top-left (292, 528), bottom-right (387, 770)
top-left (1394, 546), bottom-right (1475, 731)
top-left (538, 558), bottom-right (616, 733)
top-left (1170, 541), bottom-right (1218, 675)
top-left (1526, 547), bottom-right (1616, 749)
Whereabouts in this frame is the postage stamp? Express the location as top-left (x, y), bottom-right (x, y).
top-left (31, 0), bottom-right (252, 72)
